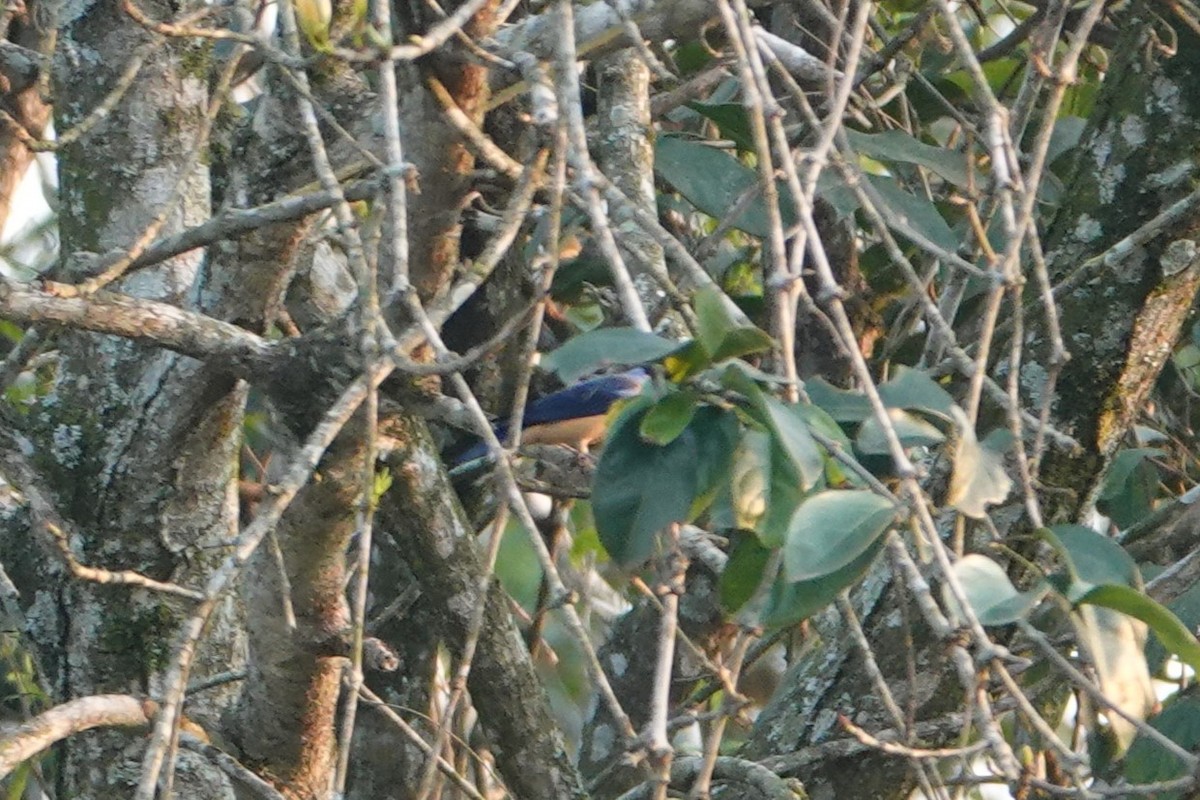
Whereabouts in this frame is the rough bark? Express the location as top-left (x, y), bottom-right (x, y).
top-left (373, 413), bottom-right (587, 800)
top-left (595, 49), bottom-right (668, 319)
top-left (235, 430), bottom-right (365, 799)
top-left (8, 4), bottom-right (242, 798)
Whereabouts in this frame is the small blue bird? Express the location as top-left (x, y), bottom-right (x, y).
top-left (454, 368), bottom-right (648, 465)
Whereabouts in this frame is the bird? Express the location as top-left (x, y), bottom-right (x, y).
top-left (453, 368), bottom-right (648, 465)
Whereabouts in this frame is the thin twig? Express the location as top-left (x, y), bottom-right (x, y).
top-left (359, 686), bottom-right (489, 800)
top-left (552, 0), bottom-right (651, 332)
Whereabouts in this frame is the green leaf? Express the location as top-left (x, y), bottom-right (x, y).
top-left (690, 405), bottom-right (742, 511)
top-left (761, 395), bottom-right (825, 490)
top-left (1045, 116), bottom-right (1087, 165)
top-left (0, 319), bottom-right (25, 344)
top-left (564, 301), bottom-right (605, 332)
top-left (877, 366), bottom-right (956, 418)
top-left (686, 102), bottom-right (755, 151)
top-left (720, 532), bottom-right (773, 613)
top-left (594, 399), bottom-right (699, 566)
top-left (1043, 524), bottom-right (1141, 600)
top-left (806, 378), bottom-right (872, 422)
top-left (541, 328), bottom-right (682, 383)
top-left (762, 538), bottom-right (884, 628)
top-left (845, 129), bottom-right (970, 188)
top-left (694, 284), bottom-right (734, 355)
top-left (808, 368), bottom-right (955, 425)
top-left (1101, 448), bottom-right (1165, 501)
top-left (726, 431), bottom-right (771, 532)
top-left (494, 516), bottom-right (545, 609)
top-left (1098, 448), bottom-right (1163, 530)
top-left (818, 172), bottom-right (959, 253)
top-left (794, 401), bottom-right (852, 451)
top-left (783, 490), bottom-right (897, 582)
top-left (869, 174), bottom-right (958, 253)
top-left (671, 40), bottom-right (716, 75)
top-left (1147, 570), bottom-right (1200, 675)
top-left (946, 554), bottom-right (1046, 626)
top-left (693, 285), bottom-right (774, 363)
top-left (639, 390), bottom-right (698, 445)
top-left (1124, 694), bottom-right (1200, 796)
top-left (711, 326), bottom-right (776, 362)
top-left (760, 446), bottom-right (806, 548)
top-left (370, 468), bottom-right (393, 509)
top-left (856, 408), bottom-right (945, 455)
top-left (814, 169), bottom-right (860, 218)
top-left (722, 367), bottom-right (825, 491)
top-left (6, 760), bottom-right (31, 800)
top-left (1077, 584), bottom-right (1200, 674)
top-left (663, 340), bottom-right (713, 382)
top-left (655, 136), bottom-right (797, 237)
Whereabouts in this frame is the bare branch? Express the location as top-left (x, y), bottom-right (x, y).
top-left (0, 694), bottom-right (155, 779)
top-left (0, 281), bottom-right (274, 373)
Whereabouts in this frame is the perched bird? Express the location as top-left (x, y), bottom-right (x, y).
top-left (454, 369), bottom-right (648, 465)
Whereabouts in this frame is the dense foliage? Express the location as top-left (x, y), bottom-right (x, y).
top-left (4, 1), bottom-right (1200, 799)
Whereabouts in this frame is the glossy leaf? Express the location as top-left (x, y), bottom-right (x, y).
top-left (846, 129), bottom-right (970, 188)
top-left (693, 285), bottom-right (730, 356)
top-left (1043, 524), bottom-right (1141, 600)
top-left (806, 378), bottom-right (872, 422)
top-left (763, 538), bottom-right (885, 628)
top-left (794, 401), bottom-right (852, 451)
top-left (1098, 448), bottom-right (1164, 530)
top-left (1147, 571), bottom-right (1200, 675)
top-left (877, 366), bottom-right (956, 418)
top-left (639, 390), bottom-right (698, 446)
top-left (726, 430), bottom-right (771, 532)
top-left (1077, 584), bottom-right (1200, 674)
top-left (594, 399), bottom-right (698, 566)
top-left (663, 340), bottom-right (713, 382)
top-left (761, 395), bottom-right (825, 490)
top-left (655, 136), bottom-right (798, 237)
top-left (686, 101), bottom-right (754, 151)
top-left (784, 490), bottom-right (897, 582)
top-left (723, 367), bottom-right (826, 491)
top-left (541, 328), bottom-right (682, 383)
top-left (871, 176), bottom-right (957, 251)
top-left (856, 408), bottom-right (946, 455)
top-left (720, 532), bottom-right (773, 613)
top-left (1124, 694), bottom-right (1200, 797)
top-left (946, 554), bottom-right (1046, 626)
top-left (760, 446), bottom-right (806, 548)
top-left (1046, 116), bottom-right (1087, 164)
top-left (693, 285), bottom-right (774, 362)
top-left (711, 326), bottom-right (776, 363)
top-left (690, 406), bottom-right (742, 512)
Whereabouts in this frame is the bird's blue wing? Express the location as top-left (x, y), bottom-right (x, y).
top-left (521, 369), bottom-right (647, 427)
top-left (451, 369), bottom-right (647, 465)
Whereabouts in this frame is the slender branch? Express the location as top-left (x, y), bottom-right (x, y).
top-left (178, 738), bottom-right (288, 800)
top-left (359, 686), bottom-right (489, 800)
top-left (0, 280), bottom-right (274, 373)
top-left (646, 527), bottom-right (686, 800)
top-left (0, 695), bottom-right (155, 779)
top-left (95, 180), bottom-right (378, 281)
top-left (552, 0), bottom-right (651, 332)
